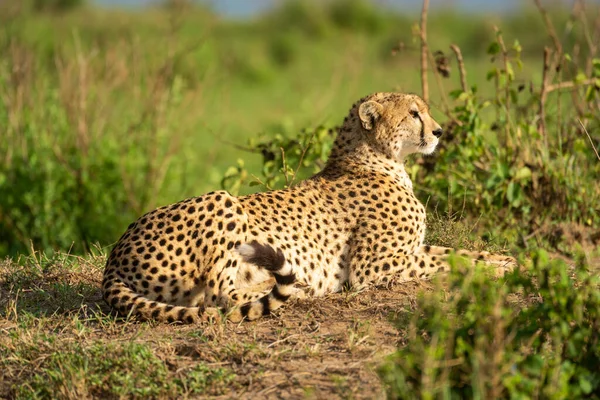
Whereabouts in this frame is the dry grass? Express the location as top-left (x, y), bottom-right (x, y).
top-left (1, 220), bottom-right (599, 398)
top-left (0, 249), bottom-right (432, 399)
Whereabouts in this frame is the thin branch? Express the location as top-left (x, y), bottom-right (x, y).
top-left (578, 119), bottom-right (600, 161)
top-left (539, 47), bottom-right (551, 144)
top-left (427, 50), bottom-right (452, 120)
top-left (420, 0), bottom-right (430, 102)
top-left (533, 0), bottom-right (563, 66)
top-left (547, 78), bottom-right (599, 92)
top-left (574, 0), bottom-right (598, 76)
top-left (290, 128), bottom-right (318, 187)
top-left (494, 26), bottom-right (512, 139)
top-left (280, 147), bottom-right (290, 187)
top-left (450, 44), bottom-right (468, 92)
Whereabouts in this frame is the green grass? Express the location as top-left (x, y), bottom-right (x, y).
top-left (0, 0), bottom-right (574, 256)
top-left (3, 335), bottom-right (236, 398)
top-left (0, 0), bottom-right (599, 397)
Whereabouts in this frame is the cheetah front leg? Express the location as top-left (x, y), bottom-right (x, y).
top-left (419, 245), bottom-right (517, 275)
top-left (348, 251), bottom-right (451, 289)
top-left (348, 246), bottom-right (516, 290)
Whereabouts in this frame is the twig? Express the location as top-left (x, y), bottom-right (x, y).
top-left (533, 0), bottom-right (563, 71)
top-left (578, 119), bottom-right (600, 161)
top-left (494, 26), bottom-right (512, 140)
top-left (427, 50), bottom-right (452, 120)
top-left (420, 0), bottom-right (430, 102)
top-left (450, 44), bottom-right (468, 92)
top-left (290, 128), bottom-right (317, 187)
top-left (267, 334), bottom-right (300, 348)
top-left (214, 137), bottom-right (262, 154)
top-left (280, 147), bottom-right (290, 187)
top-left (539, 47), bottom-right (551, 145)
top-left (547, 78), bottom-right (599, 92)
top-left (575, 0), bottom-right (598, 76)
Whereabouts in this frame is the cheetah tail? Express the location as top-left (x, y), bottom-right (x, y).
top-left (102, 273), bottom-right (206, 324)
top-left (232, 241), bottom-right (297, 321)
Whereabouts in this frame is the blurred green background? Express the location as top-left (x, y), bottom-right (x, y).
top-left (0, 0), bottom-right (598, 257)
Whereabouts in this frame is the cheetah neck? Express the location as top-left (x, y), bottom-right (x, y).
top-left (322, 127), bottom-right (413, 190)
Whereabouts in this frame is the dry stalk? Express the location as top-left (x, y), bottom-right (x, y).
top-left (291, 129), bottom-right (318, 187)
top-left (574, 0), bottom-right (598, 76)
top-left (533, 0), bottom-right (563, 76)
top-left (3, 40), bottom-right (34, 166)
top-left (427, 50), bottom-right (453, 122)
top-left (420, 0), bottom-right (430, 102)
top-left (280, 147), bottom-right (290, 187)
top-left (539, 47), bottom-right (551, 145)
top-left (494, 26), bottom-right (513, 141)
top-left (450, 44), bottom-right (468, 92)
top-left (547, 78), bottom-right (599, 92)
top-left (566, 35), bottom-right (588, 119)
top-left (578, 119), bottom-right (600, 161)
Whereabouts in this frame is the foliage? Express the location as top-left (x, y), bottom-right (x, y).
top-left (0, 33), bottom-right (193, 255)
top-left (223, 20), bottom-right (600, 240)
top-left (221, 126), bottom-right (335, 193)
top-left (378, 250), bottom-right (600, 398)
top-left (416, 29), bottom-right (600, 232)
top-left (2, 340), bottom-right (236, 398)
top-left (0, 1), bottom-right (598, 257)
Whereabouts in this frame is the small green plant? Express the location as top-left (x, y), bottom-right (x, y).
top-left (378, 249), bottom-right (600, 399)
top-left (224, 9), bottom-right (600, 245)
top-left (0, 33), bottom-right (194, 256)
top-left (221, 125), bottom-right (335, 194)
top-left (3, 341), bottom-right (236, 398)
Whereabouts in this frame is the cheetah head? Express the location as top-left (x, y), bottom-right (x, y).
top-left (358, 92), bottom-right (443, 160)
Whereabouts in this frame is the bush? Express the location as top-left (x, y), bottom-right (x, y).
top-left (0, 36), bottom-right (193, 256)
top-left (378, 250), bottom-right (600, 398)
top-left (224, 24), bottom-right (600, 238)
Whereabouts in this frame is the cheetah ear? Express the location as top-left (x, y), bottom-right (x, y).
top-left (358, 101), bottom-right (384, 130)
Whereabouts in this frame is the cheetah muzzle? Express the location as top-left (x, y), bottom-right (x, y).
top-left (102, 92), bottom-right (517, 323)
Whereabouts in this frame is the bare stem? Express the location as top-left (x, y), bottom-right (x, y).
top-left (450, 44), bottom-right (468, 92)
top-left (539, 47), bottom-right (551, 146)
top-left (578, 119), bottom-right (600, 161)
top-left (428, 50), bottom-right (452, 120)
top-left (291, 129), bottom-right (317, 187)
top-left (420, 0), bottom-right (430, 102)
top-left (494, 26), bottom-right (512, 140)
top-left (280, 147), bottom-right (290, 187)
top-left (533, 0), bottom-right (563, 82)
top-left (547, 78), bottom-right (599, 92)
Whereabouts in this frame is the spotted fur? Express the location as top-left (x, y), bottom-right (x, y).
top-left (102, 92), bottom-right (516, 323)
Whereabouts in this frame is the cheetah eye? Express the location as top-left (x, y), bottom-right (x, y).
top-left (410, 110), bottom-right (420, 119)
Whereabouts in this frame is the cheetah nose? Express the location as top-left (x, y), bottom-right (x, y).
top-left (432, 128), bottom-right (443, 138)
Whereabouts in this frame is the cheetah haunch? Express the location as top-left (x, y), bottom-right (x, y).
top-left (102, 92), bottom-right (516, 323)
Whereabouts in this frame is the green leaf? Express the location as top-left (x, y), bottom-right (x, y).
top-left (512, 39), bottom-right (522, 53)
top-left (574, 71), bottom-right (587, 84)
top-left (514, 167), bottom-right (532, 181)
top-left (449, 89), bottom-right (464, 99)
top-left (579, 376), bottom-right (593, 394)
top-left (487, 42), bottom-right (500, 55)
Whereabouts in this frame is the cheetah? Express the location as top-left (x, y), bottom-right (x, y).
top-left (102, 92), bottom-right (516, 323)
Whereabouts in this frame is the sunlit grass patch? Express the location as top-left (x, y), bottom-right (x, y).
top-left (2, 338), bottom-right (236, 399)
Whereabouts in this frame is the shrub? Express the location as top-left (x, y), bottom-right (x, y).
top-left (378, 250), bottom-right (600, 398)
top-left (223, 16), bottom-right (600, 240)
top-left (0, 36), bottom-right (193, 256)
